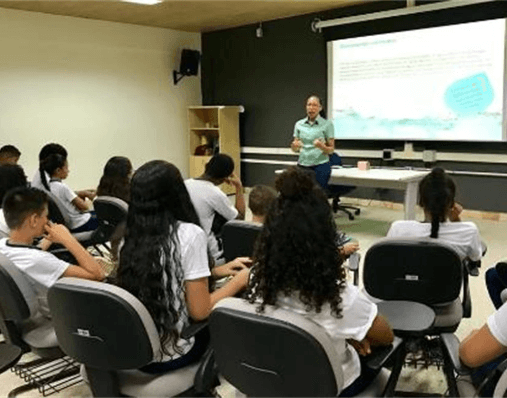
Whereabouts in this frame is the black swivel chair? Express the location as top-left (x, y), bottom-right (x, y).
top-left (363, 238), bottom-right (473, 396)
top-left (328, 153), bottom-right (360, 220)
top-left (47, 277), bottom-right (216, 397)
top-left (221, 220), bottom-right (262, 263)
top-left (88, 196), bottom-right (128, 254)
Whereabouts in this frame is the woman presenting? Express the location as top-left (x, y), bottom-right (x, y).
top-left (291, 95), bottom-right (335, 190)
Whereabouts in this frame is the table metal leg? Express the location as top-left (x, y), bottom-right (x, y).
top-left (404, 182), bottom-right (418, 220)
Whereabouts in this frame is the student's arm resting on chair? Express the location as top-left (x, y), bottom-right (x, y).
top-left (44, 222), bottom-right (104, 281)
top-left (185, 268), bottom-right (250, 321)
top-left (71, 196), bottom-right (90, 212)
top-left (211, 257), bottom-right (252, 278)
top-left (460, 324), bottom-right (507, 368)
top-left (348, 315), bottom-right (394, 356)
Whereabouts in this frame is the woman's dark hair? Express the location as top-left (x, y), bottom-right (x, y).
top-left (204, 154), bottom-right (234, 180)
top-left (0, 164), bottom-right (27, 207)
top-left (247, 166), bottom-right (345, 318)
top-left (306, 94), bottom-right (326, 118)
top-left (116, 160), bottom-right (203, 356)
top-left (418, 167), bottom-right (456, 238)
top-left (39, 154), bottom-right (66, 192)
top-left (96, 156), bottom-right (132, 202)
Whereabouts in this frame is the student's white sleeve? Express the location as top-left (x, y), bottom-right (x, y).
top-left (487, 302), bottom-right (507, 347)
top-left (321, 284), bottom-right (377, 341)
top-left (386, 221), bottom-right (401, 238)
top-left (468, 225), bottom-right (484, 262)
top-left (208, 189), bottom-right (238, 221)
top-left (30, 252), bottom-right (70, 288)
top-left (181, 228), bottom-right (211, 281)
top-left (61, 183), bottom-right (78, 202)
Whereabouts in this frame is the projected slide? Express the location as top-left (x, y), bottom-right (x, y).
top-left (329, 19), bottom-right (505, 141)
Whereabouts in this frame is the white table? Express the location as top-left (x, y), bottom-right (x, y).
top-left (328, 167), bottom-right (428, 220)
top-left (276, 167), bottom-right (428, 220)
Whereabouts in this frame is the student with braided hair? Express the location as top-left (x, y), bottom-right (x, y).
top-left (387, 167), bottom-right (483, 261)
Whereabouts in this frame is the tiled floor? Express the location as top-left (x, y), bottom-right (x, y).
top-left (0, 200), bottom-right (503, 397)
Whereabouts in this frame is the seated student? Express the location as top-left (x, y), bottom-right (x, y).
top-left (459, 303), bottom-right (507, 396)
top-left (248, 185), bottom-right (277, 224)
top-left (39, 154), bottom-right (98, 233)
top-left (32, 143), bottom-right (95, 200)
top-left (387, 167), bottom-right (483, 261)
top-left (116, 160), bottom-right (250, 373)
top-left (0, 187), bottom-right (103, 317)
top-left (0, 164), bottom-right (28, 236)
top-left (0, 145), bottom-right (21, 166)
top-left (185, 154), bottom-right (245, 264)
top-left (96, 156), bottom-right (133, 203)
top-left (247, 166), bottom-right (394, 397)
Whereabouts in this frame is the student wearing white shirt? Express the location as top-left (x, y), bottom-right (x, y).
top-left (185, 154), bottom-right (245, 264)
top-left (246, 167), bottom-right (393, 396)
top-left (39, 153), bottom-right (98, 232)
top-left (387, 167), bottom-right (484, 262)
top-left (116, 160), bottom-right (249, 373)
top-left (0, 187), bottom-right (103, 317)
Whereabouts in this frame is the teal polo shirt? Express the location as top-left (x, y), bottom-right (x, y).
top-left (293, 115), bottom-right (335, 166)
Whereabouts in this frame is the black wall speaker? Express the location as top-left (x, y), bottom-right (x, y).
top-left (180, 49), bottom-right (200, 76)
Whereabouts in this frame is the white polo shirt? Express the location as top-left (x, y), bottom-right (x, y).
top-left (184, 179), bottom-right (238, 261)
top-left (0, 238), bottom-right (69, 317)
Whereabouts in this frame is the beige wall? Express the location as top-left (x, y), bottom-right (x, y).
top-left (0, 7), bottom-right (201, 189)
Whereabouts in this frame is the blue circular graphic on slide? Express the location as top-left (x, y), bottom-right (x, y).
top-left (444, 73), bottom-right (494, 116)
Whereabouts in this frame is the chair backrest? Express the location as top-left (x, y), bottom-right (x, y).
top-left (209, 297), bottom-right (344, 397)
top-left (363, 238), bottom-right (463, 305)
top-left (91, 196), bottom-right (128, 243)
top-left (47, 278), bottom-right (160, 370)
top-left (0, 252), bottom-right (38, 321)
top-left (221, 220), bottom-right (262, 263)
top-left (45, 191), bottom-right (70, 227)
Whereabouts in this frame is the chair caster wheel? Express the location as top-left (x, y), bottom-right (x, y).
top-left (348, 214), bottom-right (355, 221)
top-left (355, 209), bottom-right (361, 215)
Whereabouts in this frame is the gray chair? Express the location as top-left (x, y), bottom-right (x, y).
top-left (45, 191), bottom-right (95, 243)
top-left (47, 277), bottom-right (216, 397)
top-left (0, 252), bottom-right (80, 395)
top-left (363, 238), bottom-right (473, 396)
top-left (209, 297), bottom-right (400, 397)
top-left (221, 220), bottom-right (262, 263)
top-left (0, 252), bottom-right (61, 357)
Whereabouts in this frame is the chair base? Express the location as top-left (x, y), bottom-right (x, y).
top-left (331, 198), bottom-right (360, 220)
top-left (9, 356), bottom-right (81, 397)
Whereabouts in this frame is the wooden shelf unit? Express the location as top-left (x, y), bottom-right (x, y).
top-left (188, 106), bottom-right (241, 194)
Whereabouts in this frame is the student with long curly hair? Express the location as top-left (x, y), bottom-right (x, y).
top-left (247, 166), bottom-right (393, 396)
top-left (96, 156), bottom-right (132, 203)
top-left (116, 160), bottom-right (249, 373)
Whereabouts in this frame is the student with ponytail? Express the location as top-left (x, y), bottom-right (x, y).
top-left (387, 167), bottom-right (483, 261)
top-left (39, 153), bottom-right (98, 233)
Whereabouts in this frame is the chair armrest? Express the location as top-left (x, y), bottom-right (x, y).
top-left (366, 336), bottom-right (403, 370)
top-left (181, 321), bottom-right (208, 340)
top-left (463, 258), bottom-right (480, 277)
top-left (194, 348), bottom-right (218, 394)
top-left (347, 252), bottom-right (360, 286)
top-left (462, 268), bottom-right (472, 318)
top-left (440, 333), bottom-right (472, 376)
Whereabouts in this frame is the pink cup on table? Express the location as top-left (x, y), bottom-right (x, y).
top-left (357, 161), bottom-right (370, 171)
